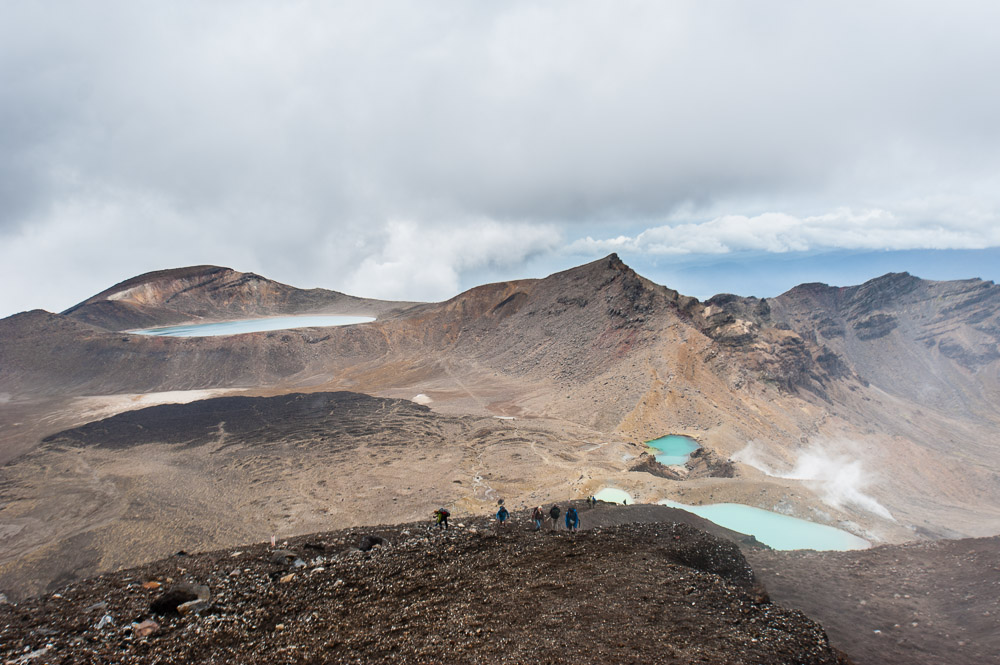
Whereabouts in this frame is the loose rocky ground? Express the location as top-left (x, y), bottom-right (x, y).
top-left (0, 510), bottom-right (850, 665)
top-left (748, 536), bottom-right (1000, 665)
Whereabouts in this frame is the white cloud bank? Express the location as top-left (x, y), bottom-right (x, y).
top-left (2, 2), bottom-right (1000, 315)
top-left (343, 219), bottom-right (562, 301)
top-left (569, 209), bottom-right (1000, 256)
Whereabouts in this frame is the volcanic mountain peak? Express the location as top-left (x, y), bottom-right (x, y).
top-left (523, 253), bottom-right (696, 318)
top-left (410, 253), bottom-right (694, 345)
top-left (60, 265), bottom-right (415, 332)
top-left (66, 265), bottom-right (240, 308)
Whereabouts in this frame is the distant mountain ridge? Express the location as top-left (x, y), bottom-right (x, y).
top-left (703, 271), bottom-right (1000, 416)
top-left (2, 254), bottom-right (1000, 557)
top-left (3, 254), bottom-right (1000, 665)
top-left (3, 255), bottom-right (999, 414)
top-left (61, 265), bottom-right (417, 331)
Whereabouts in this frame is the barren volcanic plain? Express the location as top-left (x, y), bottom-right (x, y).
top-left (2, 255), bottom-right (1000, 663)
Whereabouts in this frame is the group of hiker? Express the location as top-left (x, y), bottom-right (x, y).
top-left (531, 503), bottom-right (580, 532)
top-left (434, 498), bottom-right (594, 533)
top-left (505, 500), bottom-right (580, 531)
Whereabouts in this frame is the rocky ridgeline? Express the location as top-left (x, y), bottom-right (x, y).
top-left (0, 513), bottom-right (849, 665)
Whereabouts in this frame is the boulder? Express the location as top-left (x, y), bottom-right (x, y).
top-left (150, 583), bottom-right (209, 615)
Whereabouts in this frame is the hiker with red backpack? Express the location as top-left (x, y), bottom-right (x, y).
top-left (434, 507), bottom-right (450, 529)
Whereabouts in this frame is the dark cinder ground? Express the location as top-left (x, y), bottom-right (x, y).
top-left (748, 537), bottom-right (1000, 665)
top-left (0, 509), bottom-right (849, 665)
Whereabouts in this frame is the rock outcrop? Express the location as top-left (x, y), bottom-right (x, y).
top-left (628, 452), bottom-right (683, 479)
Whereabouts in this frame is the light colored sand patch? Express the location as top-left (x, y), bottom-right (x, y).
top-left (72, 389), bottom-right (244, 421)
top-left (494, 416), bottom-right (515, 420)
top-left (595, 488), bottom-right (633, 505)
top-left (412, 394), bottom-right (432, 405)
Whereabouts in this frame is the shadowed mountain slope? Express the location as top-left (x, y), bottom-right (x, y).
top-left (705, 272), bottom-right (1000, 417)
top-left (748, 535), bottom-right (1000, 665)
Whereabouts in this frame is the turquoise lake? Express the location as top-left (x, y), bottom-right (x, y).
top-left (131, 315), bottom-right (376, 337)
top-left (659, 499), bottom-right (869, 551)
top-left (647, 435), bottom-right (700, 465)
top-left (594, 488), bottom-right (633, 505)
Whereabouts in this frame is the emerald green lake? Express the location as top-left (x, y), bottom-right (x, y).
top-left (647, 435), bottom-right (700, 465)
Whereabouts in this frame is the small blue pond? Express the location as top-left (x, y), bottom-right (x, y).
top-left (659, 499), bottom-right (869, 551)
top-left (131, 315), bottom-right (376, 337)
top-left (647, 435), bottom-right (700, 465)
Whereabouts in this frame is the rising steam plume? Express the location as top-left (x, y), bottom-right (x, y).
top-left (733, 440), bottom-right (895, 521)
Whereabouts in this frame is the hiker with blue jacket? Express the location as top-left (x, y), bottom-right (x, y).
top-left (565, 505), bottom-right (580, 532)
top-left (496, 500), bottom-right (509, 528)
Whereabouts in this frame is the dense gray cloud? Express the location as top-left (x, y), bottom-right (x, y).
top-left (1, 1), bottom-right (999, 316)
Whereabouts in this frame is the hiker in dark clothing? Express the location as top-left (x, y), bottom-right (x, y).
top-left (434, 508), bottom-right (450, 529)
top-left (549, 504), bottom-right (561, 530)
top-left (565, 506), bottom-right (580, 532)
top-left (531, 506), bottom-right (544, 531)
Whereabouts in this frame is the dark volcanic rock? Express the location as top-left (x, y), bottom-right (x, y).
top-left (41, 392), bottom-right (431, 450)
top-left (937, 336), bottom-right (1000, 369)
top-left (852, 313), bottom-right (898, 340)
top-left (628, 451), bottom-right (683, 479)
top-left (149, 583), bottom-right (207, 616)
top-left (0, 517), bottom-right (850, 665)
top-left (687, 447), bottom-right (737, 478)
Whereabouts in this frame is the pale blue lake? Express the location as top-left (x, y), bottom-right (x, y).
top-left (131, 315), bottom-right (376, 337)
top-left (647, 434), bottom-right (700, 465)
top-left (594, 488), bottom-right (633, 505)
top-left (659, 499), bottom-right (870, 551)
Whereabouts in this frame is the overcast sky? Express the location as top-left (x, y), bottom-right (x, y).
top-left (2, 1), bottom-right (1000, 317)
